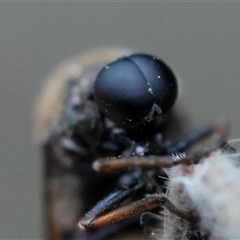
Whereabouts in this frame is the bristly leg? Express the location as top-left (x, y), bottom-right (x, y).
top-left (79, 120), bottom-right (229, 237)
top-left (79, 194), bottom-right (199, 231)
top-left (79, 179), bottom-right (146, 230)
top-left (93, 121), bottom-right (229, 173)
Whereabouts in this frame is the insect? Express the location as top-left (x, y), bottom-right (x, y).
top-left (35, 47), bottom-right (228, 240)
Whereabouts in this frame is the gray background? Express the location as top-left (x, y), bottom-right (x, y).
top-left (1, 2), bottom-right (240, 239)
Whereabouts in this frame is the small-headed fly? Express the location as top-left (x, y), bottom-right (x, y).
top-left (35, 47), bottom-right (228, 240)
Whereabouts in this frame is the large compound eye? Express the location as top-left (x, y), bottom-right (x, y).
top-left (94, 53), bottom-right (178, 127)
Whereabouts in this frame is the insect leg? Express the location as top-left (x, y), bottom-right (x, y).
top-left (79, 194), bottom-right (198, 231)
top-left (79, 180), bottom-right (146, 231)
top-left (93, 155), bottom-right (174, 172)
top-left (72, 216), bottom-right (139, 240)
top-left (164, 121), bottom-right (229, 154)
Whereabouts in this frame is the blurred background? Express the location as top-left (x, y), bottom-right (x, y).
top-left (1, 2), bottom-right (240, 239)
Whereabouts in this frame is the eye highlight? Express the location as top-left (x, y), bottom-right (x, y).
top-left (94, 54), bottom-right (178, 126)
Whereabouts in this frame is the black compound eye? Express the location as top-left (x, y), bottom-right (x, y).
top-left (94, 53), bottom-right (178, 127)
